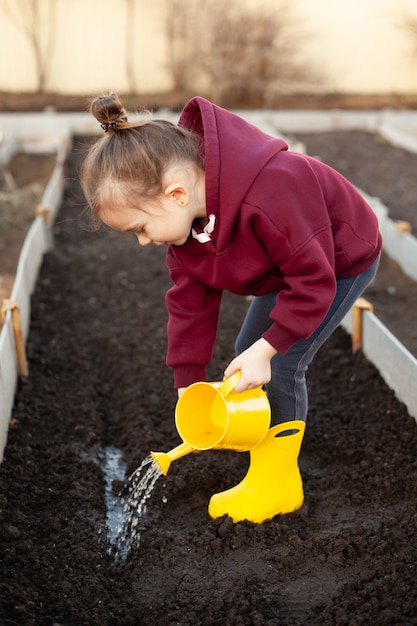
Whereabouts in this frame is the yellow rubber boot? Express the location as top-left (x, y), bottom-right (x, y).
top-left (208, 420), bottom-right (305, 523)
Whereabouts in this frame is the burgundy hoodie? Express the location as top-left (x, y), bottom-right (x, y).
top-left (165, 97), bottom-right (382, 388)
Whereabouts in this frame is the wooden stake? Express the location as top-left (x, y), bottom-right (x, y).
top-left (35, 204), bottom-right (51, 224)
top-left (1, 300), bottom-right (28, 377)
top-left (352, 297), bottom-right (374, 353)
top-left (395, 220), bottom-right (411, 234)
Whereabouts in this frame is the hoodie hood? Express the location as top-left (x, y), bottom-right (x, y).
top-left (178, 97), bottom-right (288, 251)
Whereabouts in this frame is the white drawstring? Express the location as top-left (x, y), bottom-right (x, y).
top-left (191, 214), bottom-right (216, 243)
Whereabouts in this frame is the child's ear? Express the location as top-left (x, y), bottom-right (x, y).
top-left (164, 183), bottom-right (188, 206)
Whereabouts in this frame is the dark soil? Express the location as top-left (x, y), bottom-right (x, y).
top-left (0, 127), bottom-right (417, 625)
top-left (2, 90), bottom-right (417, 112)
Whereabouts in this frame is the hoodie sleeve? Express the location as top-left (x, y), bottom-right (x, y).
top-left (241, 149), bottom-right (380, 353)
top-left (165, 248), bottom-right (223, 388)
top-left (242, 155), bottom-right (341, 354)
top-left (261, 226), bottom-right (337, 353)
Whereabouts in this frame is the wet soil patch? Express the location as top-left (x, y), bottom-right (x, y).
top-left (0, 134), bottom-right (416, 625)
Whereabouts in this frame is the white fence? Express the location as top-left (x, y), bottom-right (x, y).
top-left (0, 137), bottom-right (68, 458)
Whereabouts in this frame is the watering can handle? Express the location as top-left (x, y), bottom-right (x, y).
top-left (220, 371), bottom-right (242, 397)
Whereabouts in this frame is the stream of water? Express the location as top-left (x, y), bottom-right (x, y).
top-left (102, 447), bottom-right (163, 560)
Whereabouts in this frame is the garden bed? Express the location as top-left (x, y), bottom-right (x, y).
top-left (0, 131), bottom-right (416, 625)
top-left (0, 151), bottom-right (56, 308)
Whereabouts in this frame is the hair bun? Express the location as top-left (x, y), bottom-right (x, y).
top-left (90, 93), bottom-right (127, 132)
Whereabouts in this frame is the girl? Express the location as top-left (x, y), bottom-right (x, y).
top-left (80, 93), bottom-right (381, 523)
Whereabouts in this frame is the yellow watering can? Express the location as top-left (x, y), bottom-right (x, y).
top-left (151, 372), bottom-right (271, 476)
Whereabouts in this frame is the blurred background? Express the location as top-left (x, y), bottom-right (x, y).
top-left (0, 0), bottom-right (417, 109)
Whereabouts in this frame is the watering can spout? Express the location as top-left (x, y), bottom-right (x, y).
top-left (151, 442), bottom-right (194, 476)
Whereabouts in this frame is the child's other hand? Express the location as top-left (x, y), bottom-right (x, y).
top-left (224, 338), bottom-right (277, 393)
top-left (177, 387), bottom-right (186, 398)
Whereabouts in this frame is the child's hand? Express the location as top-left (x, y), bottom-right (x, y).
top-left (224, 338), bottom-right (277, 393)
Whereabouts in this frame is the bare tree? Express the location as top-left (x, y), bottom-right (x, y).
top-left (399, 10), bottom-right (417, 57)
top-left (125, 0), bottom-right (137, 94)
top-left (164, 0), bottom-right (198, 94)
top-left (164, 0), bottom-right (325, 107)
top-left (0, 0), bottom-right (56, 93)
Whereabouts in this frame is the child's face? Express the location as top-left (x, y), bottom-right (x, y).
top-left (99, 194), bottom-right (198, 247)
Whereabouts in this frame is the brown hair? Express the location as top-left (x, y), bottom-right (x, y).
top-left (80, 93), bottom-right (203, 216)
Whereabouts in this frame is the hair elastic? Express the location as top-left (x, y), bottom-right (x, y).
top-left (100, 113), bottom-right (127, 132)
